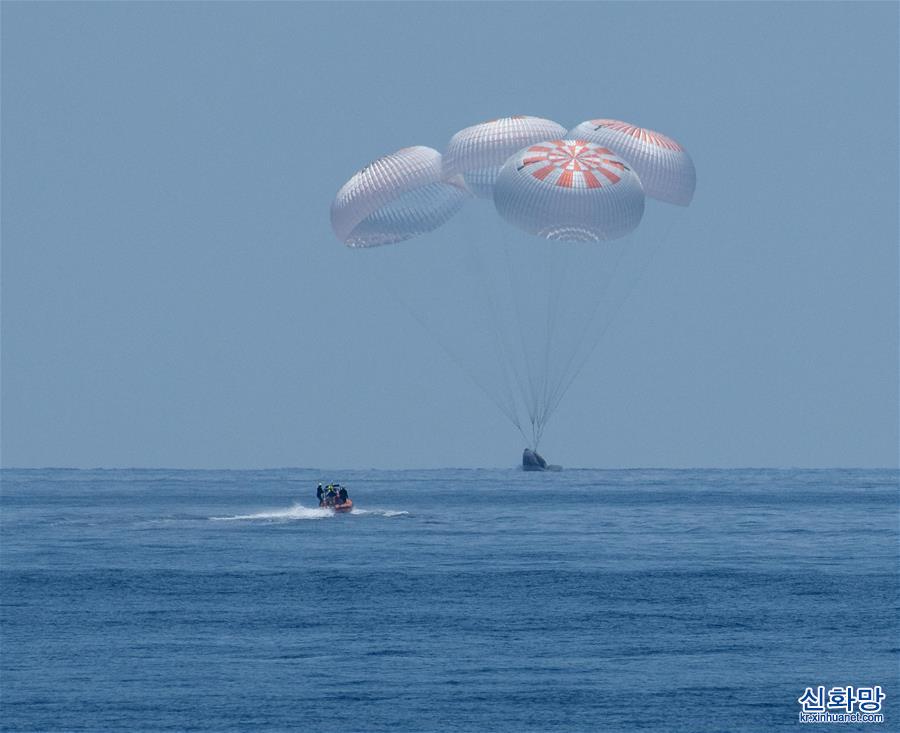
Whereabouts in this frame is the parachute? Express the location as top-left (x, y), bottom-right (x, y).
top-left (493, 139), bottom-right (645, 242)
top-left (330, 118), bottom-right (695, 451)
top-left (568, 119), bottom-right (696, 206)
top-left (442, 116), bottom-right (568, 198)
top-left (330, 146), bottom-right (468, 247)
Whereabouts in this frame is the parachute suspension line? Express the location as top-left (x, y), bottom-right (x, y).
top-left (540, 238), bottom-right (630, 424)
top-left (494, 230), bottom-right (590, 451)
top-left (510, 234), bottom-right (560, 450)
top-left (463, 234), bottom-right (530, 440)
top-left (371, 259), bottom-right (529, 445)
top-left (523, 238), bottom-right (559, 449)
top-left (536, 238), bottom-right (571, 444)
top-left (482, 284), bottom-right (526, 438)
top-left (466, 232), bottom-right (534, 437)
top-left (526, 236), bottom-right (569, 450)
top-left (545, 216), bottom-right (680, 423)
top-left (535, 241), bottom-right (554, 445)
top-left (500, 233), bottom-right (542, 441)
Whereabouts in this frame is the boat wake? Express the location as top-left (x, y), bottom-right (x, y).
top-left (209, 503), bottom-right (409, 522)
top-left (352, 508), bottom-right (409, 518)
top-left (210, 503), bottom-right (330, 521)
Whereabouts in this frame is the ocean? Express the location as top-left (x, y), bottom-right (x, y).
top-left (1, 468), bottom-right (897, 732)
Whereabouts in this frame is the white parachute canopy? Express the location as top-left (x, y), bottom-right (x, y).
top-left (330, 146), bottom-right (468, 247)
top-left (568, 119), bottom-right (696, 206)
top-left (442, 116), bottom-right (568, 198)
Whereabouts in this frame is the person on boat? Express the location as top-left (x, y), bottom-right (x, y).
top-left (316, 483), bottom-right (324, 503)
top-left (338, 486), bottom-right (349, 504)
top-left (322, 484), bottom-right (337, 507)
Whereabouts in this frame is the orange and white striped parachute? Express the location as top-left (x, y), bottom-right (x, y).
top-left (568, 119), bottom-right (695, 206)
top-left (493, 139), bottom-right (645, 241)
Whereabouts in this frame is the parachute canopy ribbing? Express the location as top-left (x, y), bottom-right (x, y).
top-left (330, 146), bottom-right (468, 247)
top-left (568, 119), bottom-right (695, 206)
top-left (443, 116), bottom-right (568, 199)
top-left (493, 139), bottom-right (645, 242)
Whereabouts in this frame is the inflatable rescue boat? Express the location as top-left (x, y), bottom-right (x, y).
top-left (320, 499), bottom-right (353, 513)
top-left (332, 499), bottom-right (353, 513)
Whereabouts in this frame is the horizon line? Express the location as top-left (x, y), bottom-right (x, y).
top-left (2, 465), bottom-right (898, 472)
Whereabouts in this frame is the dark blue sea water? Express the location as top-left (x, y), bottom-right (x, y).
top-left (1, 468), bottom-right (897, 732)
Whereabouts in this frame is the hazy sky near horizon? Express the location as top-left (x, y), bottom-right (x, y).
top-left (2, 2), bottom-right (898, 469)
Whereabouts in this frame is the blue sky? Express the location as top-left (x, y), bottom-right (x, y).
top-left (2, 2), bottom-right (897, 468)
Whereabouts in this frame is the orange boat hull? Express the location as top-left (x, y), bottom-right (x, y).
top-left (320, 499), bottom-right (353, 513)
